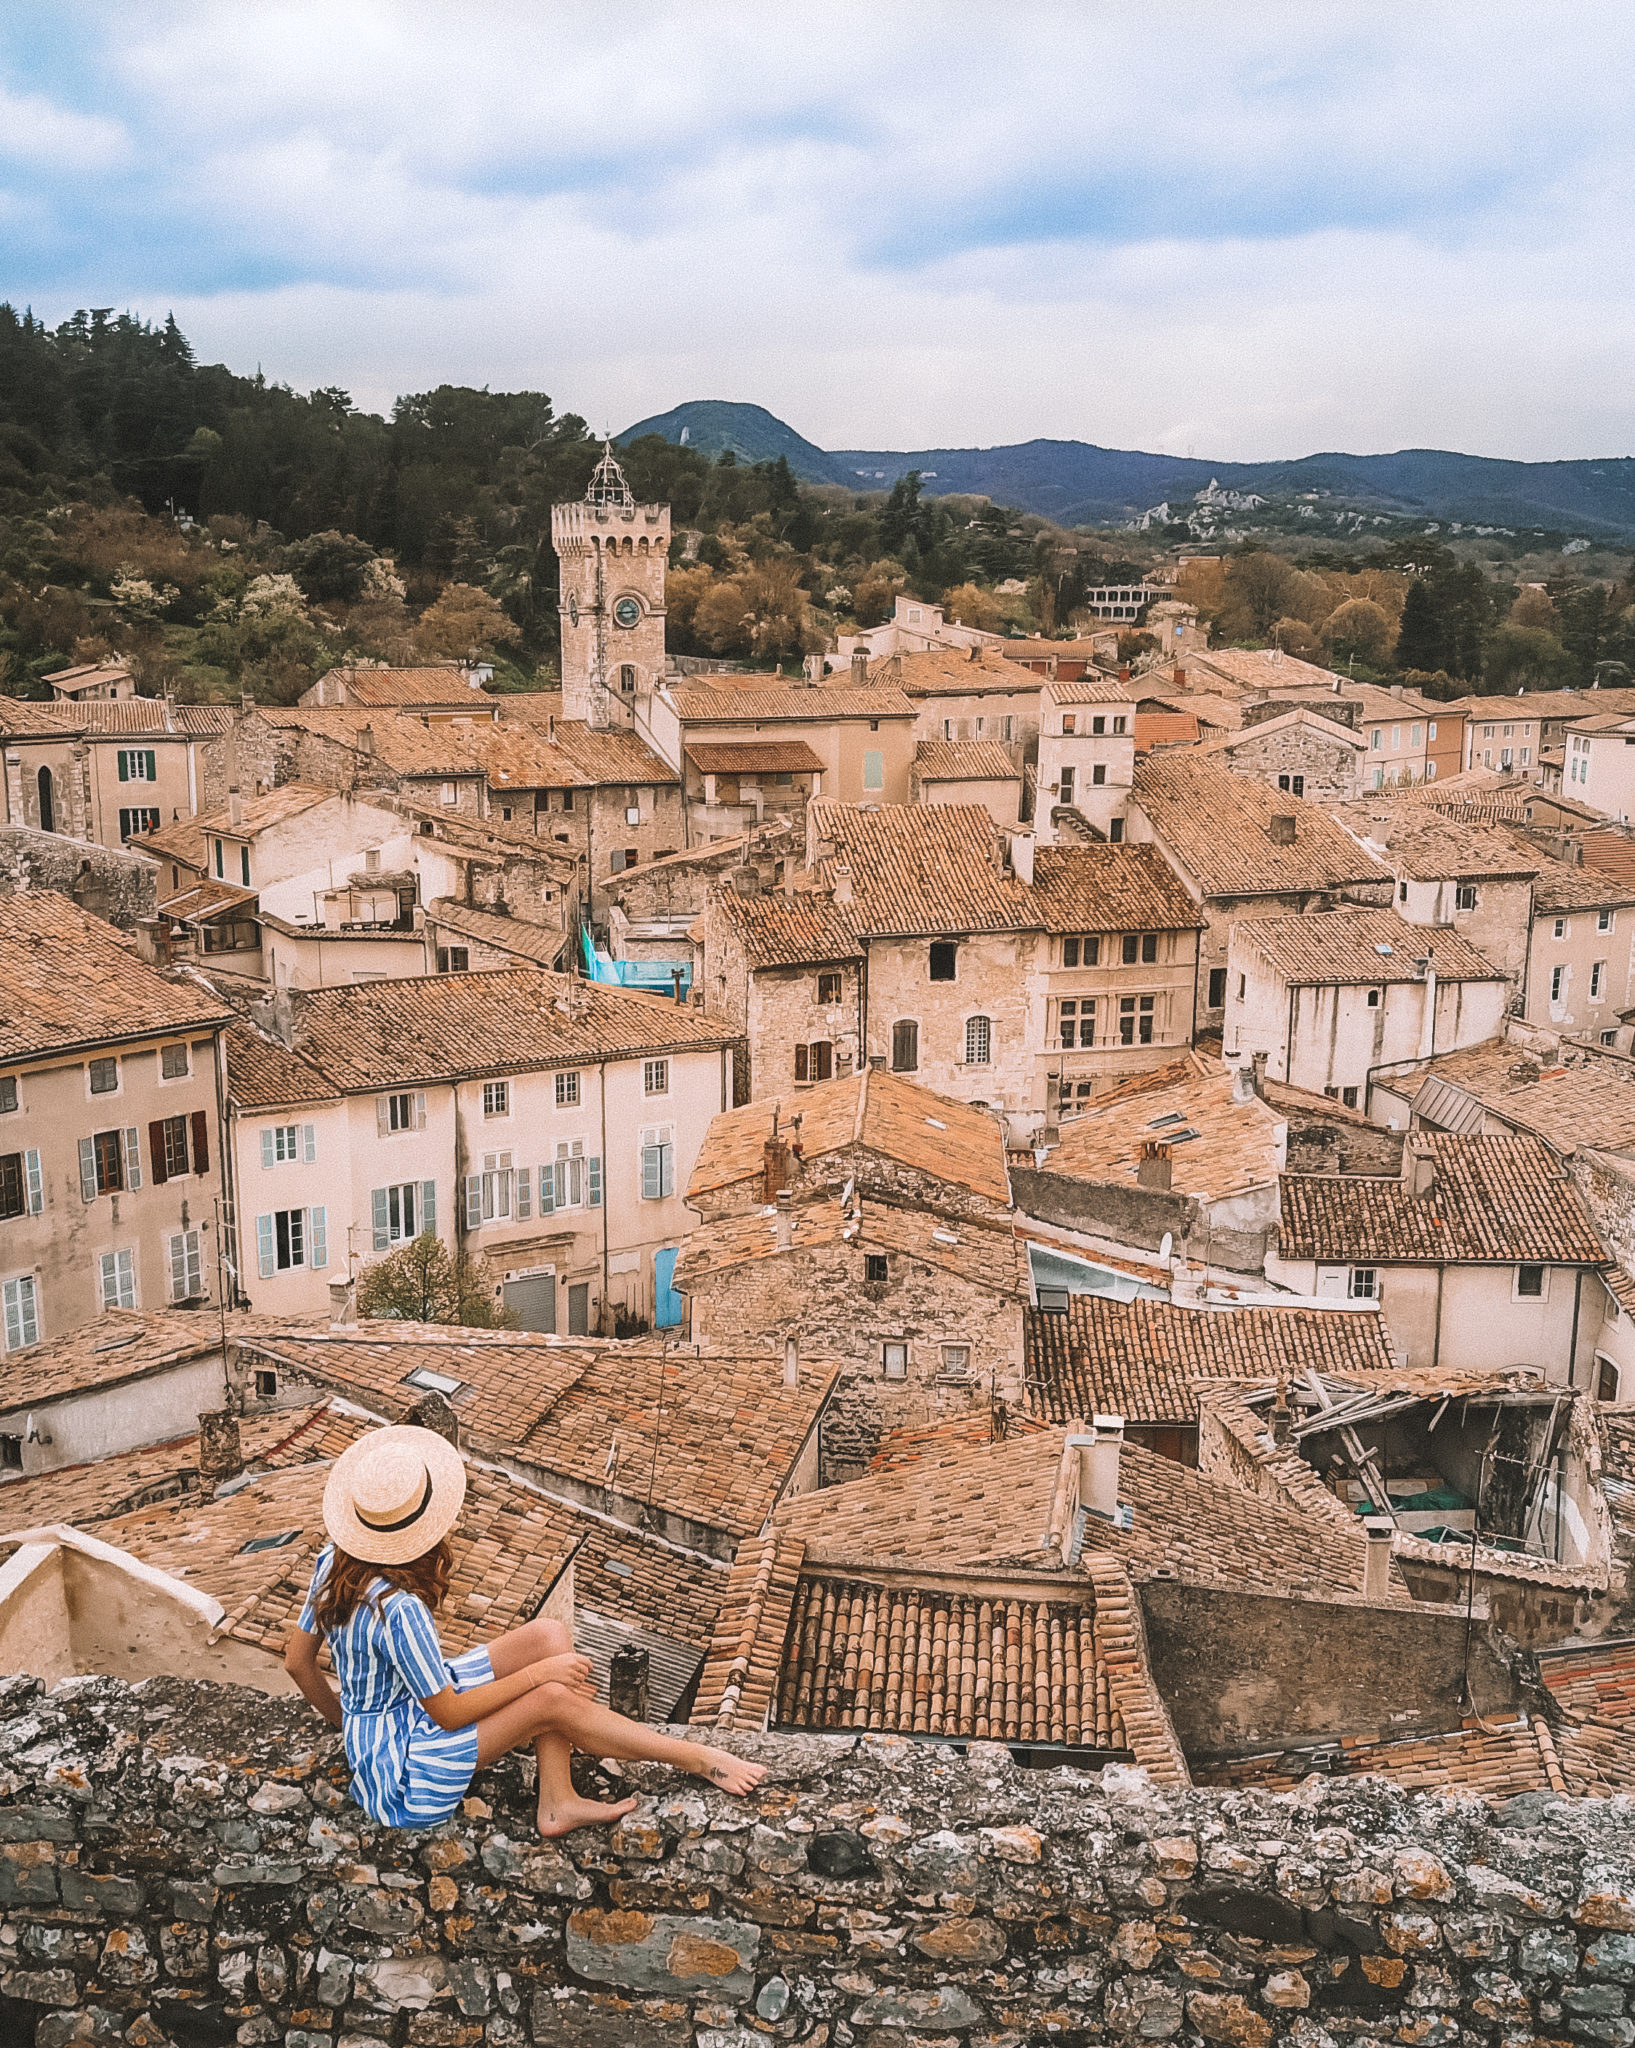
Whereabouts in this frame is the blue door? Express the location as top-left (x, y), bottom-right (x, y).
top-left (653, 1246), bottom-right (682, 1329)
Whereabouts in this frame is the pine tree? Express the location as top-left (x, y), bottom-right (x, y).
top-left (1394, 578), bottom-right (1444, 672)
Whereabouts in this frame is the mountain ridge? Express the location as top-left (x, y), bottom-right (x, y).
top-left (619, 399), bottom-right (1635, 537)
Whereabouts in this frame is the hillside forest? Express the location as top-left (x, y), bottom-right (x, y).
top-left (3, 304), bottom-right (1634, 704)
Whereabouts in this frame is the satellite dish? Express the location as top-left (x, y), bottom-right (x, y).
top-left (1159, 1233), bottom-right (1174, 1264)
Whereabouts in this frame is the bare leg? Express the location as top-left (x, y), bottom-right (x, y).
top-left (472, 1683), bottom-right (766, 1836)
top-left (472, 1616), bottom-right (611, 1831)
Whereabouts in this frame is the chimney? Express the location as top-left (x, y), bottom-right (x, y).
top-left (1080, 1414), bottom-right (1125, 1518)
top-left (763, 1133), bottom-right (792, 1202)
top-left (1009, 832), bottom-right (1034, 883)
top-left (1250, 1050), bottom-right (1268, 1097)
top-left (608, 1644), bottom-right (650, 1722)
top-left (968, 643), bottom-right (981, 663)
top-left (1270, 1379), bottom-right (1294, 1445)
top-left (227, 786), bottom-right (244, 827)
top-left (1267, 814), bottom-right (1297, 846)
top-left (783, 1333), bottom-right (800, 1388)
top-left (1117, 664), bottom-right (1131, 684)
top-left (359, 723), bottom-right (375, 756)
top-left (405, 1388), bottom-right (460, 1448)
top-left (803, 653), bottom-right (824, 686)
top-left (850, 649), bottom-right (869, 686)
top-left (775, 1189), bottom-right (794, 1249)
top-left (868, 1053), bottom-right (886, 1071)
top-left (1362, 1516), bottom-right (1394, 1600)
top-left (1172, 665), bottom-right (1187, 690)
top-left (671, 967), bottom-right (685, 1004)
top-left (328, 1277), bottom-right (357, 1327)
top-left (240, 692), bottom-right (255, 716)
top-left (1405, 1142), bottom-right (1436, 1199)
top-left (1136, 1140), bottom-right (1172, 1191)
top-left (832, 862), bottom-right (854, 905)
top-left (197, 1408), bottom-right (243, 1492)
top-left (1230, 1060), bottom-right (1255, 1104)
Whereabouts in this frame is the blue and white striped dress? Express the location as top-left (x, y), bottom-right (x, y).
top-left (299, 1544), bottom-right (494, 1828)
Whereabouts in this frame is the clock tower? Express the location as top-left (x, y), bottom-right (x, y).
top-left (551, 445), bottom-right (670, 728)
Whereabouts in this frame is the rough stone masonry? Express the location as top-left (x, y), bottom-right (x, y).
top-left (3, 1674), bottom-right (1635, 2048)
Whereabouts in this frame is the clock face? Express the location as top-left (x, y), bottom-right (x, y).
top-left (613, 596), bottom-right (641, 630)
top-left (567, 594), bottom-right (579, 626)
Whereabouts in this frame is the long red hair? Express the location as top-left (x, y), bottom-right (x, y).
top-left (315, 1538), bottom-right (453, 1633)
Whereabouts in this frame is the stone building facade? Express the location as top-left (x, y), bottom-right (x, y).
top-left (552, 447), bottom-right (670, 727)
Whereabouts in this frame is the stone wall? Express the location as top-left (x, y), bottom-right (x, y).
top-left (1220, 727), bottom-right (1361, 808)
top-left (0, 827), bottom-right (158, 928)
top-left (5, 1671), bottom-right (1635, 2046)
top-left (1011, 1165), bottom-right (1271, 1276)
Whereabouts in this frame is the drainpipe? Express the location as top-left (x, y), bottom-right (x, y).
top-left (599, 1057), bottom-right (610, 1330)
top-left (1568, 1267), bottom-right (1584, 1391)
top-left (1285, 981), bottom-right (1296, 1086)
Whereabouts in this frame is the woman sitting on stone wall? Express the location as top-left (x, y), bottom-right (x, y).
top-left (283, 1425), bottom-right (764, 1836)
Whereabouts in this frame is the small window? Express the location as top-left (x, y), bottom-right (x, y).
top-left (440, 782), bottom-right (459, 805)
top-left (1208, 967), bottom-right (1227, 1009)
top-left (0, 1435), bottom-right (22, 1469)
top-left (1063, 935), bottom-right (1079, 968)
top-left (254, 1368), bottom-right (278, 1401)
top-left (1341, 1087), bottom-right (1359, 1109)
top-left (1121, 933), bottom-right (1139, 965)
top-left (555, 1071), bottom-right (581, 1107)
top-left (1035, 1285), bottom-right (1070, 1313)
top-left (1399, 881), bottom-right (1409, 904)
top-left (1554, 917), bottom-right (1568, 939)
top-left (1056, 997), bottom-right (1094, 1048)
top-left (1552, 965), bottom-right (1565, 1004)
top-left (1349, 1267), bottom-right (1378, 1300)
top-left (941, 1344), bottom-right (971, 1378)
top-left (436, 946), bottom-right (470, 974)
top-left (1516, 1264), bottom-right (1546, 1300)
top-left (862, 750), bottom-right (884, 792)
top-left (882, 1340), bottom-right (908, 1379)
top-left (1366, 988), bottom-right (1381, 1007)
top-left (3, 1276), bottom-right (39, 1352)
top-left (386, 1091), bottom-right (416, 1132)
top-left (404, 1364), bottom-right (464, 1396)
top-left (643, 1059), bottom-right (669, 1096)
top-left (1599, 1357), bottom-right (1621, 1403)
top-left (1118, 993), bottom-right (1156, 1045)
top-left (890, 1019), bottom-right (918, 1072)
top-left (964, 1015), bottom-right (991, 1066)
top-left (865, 1253), bottom-right (889, 1284)
top-left (1455, 884), bottom-right (1477, 912)
top-left (1091, 715), bottom-right (1105, 736)
top-left (1109, 817), bottom-right (1124, 842)
top-left (1237, 974), bottom-right (1246, 1000)
top-left (1062, 714), bottom-right (1076, 734)
top-left (239, 1528), bottom-right (301, 1555)
top-left (929, 941), bottom-right (957, 982)
top-left (1600, 909), bottom-right (1616, 933)
top-left (1058, 767), bottom-right (1075, 805)
top-left (98, 1248), bottom-right (136, 1310)
top-left (794, 1041), bottom-right (834, 1083)
top-left (160, 1043), bottom-right (189, 1080)
top-left (0, 1078), bottom-right (14, 1114)
top-left (1592, 961), bottom-right (1607, 999)
top-left (89, 1057), bottom-right (118, 1095)
top-left (1091, 763), bottom-right (1107, 786)
top-left (241, 845), bottom-right (251, 887)
top-left (483, 1079), bottom-right (510, 1119)
top-left (817, 971), bottom-right (843, 1005)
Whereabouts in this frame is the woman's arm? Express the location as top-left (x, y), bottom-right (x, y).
top-left (418, 1650), bottom-right (594, 1733)
top-left (284, 1626), bottom-right (343, 1729)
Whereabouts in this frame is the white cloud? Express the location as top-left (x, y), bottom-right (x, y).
top-left (0, 83), bottom-right (127, 166)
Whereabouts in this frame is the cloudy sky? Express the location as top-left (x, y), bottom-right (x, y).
top-left (3, 3), bottom-right (1631, 462)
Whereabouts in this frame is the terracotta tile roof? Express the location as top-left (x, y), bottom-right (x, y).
top-left (315, 666), bottom-right (496, 708)
top-left (1132, 755), bottom-right (1385, 898)
top-left (1135, 711), bottom-right (1201, 750)
top-left (423, 900), bottom-right (565, 967)
top-left (0, 698), bottom-right (232, 738)
top-left (225, 1018), bottom-right (341, 1111)
top-left (1044, 674), bottom-right (1137, 706)
top-left (1539, 1639), bottom-right (1635, 1724)
top-left (158, 877), bottom-right (257, 922)
top-left (1023, 1295), bottom-right (1397, 1427)
top-left (809, 798), bottom-right (1040, 936)
top-left (1188, 649), bottom-right (1350, 695)
top-left (0, 893), bottom-right (232, 1061)
top-left (1331, 800), bottom-right (1540, 881)
top-left (668, 681), bottom-right (916, 722)
top-left (707, 887), bottom-right (863, 968)
top-left (236, 1329), bottom-right (833, 1541)
top-left (867, 647), bottom-right (1029, 697)
top-left (1279, 1134), bottom-right (1607, 1264)
top-left (1197, 707), bottom-right (1365, 755)
top-left (867, 1412), bottom-right (1030, 1473)
top-left (194, 782), bottom-right (335, 838)
top-left (1029, 843), bottom-right (1202, 935)
top-left (1385, 1039), bottom-right (1635, 1157)
top-left (1235, 905), bottom-right (1503, 986)
top-left (774, 1572), bottom-right (1134, 1746)
top-left (393, 802), bottom-right (581, 871)
top-left (495, 689), bottom-right (566, 725)
top-left (1580, 832), bottom-right (1635, 893)
top-left (275, 966), bottom-right (733, 1091)
top-left (1195, 1717), bottom-right (1555, 1796)
top-left (1524, 847), bottom-right (1635, 914)
top-left (258, 706), bottom-right (485, 780)
top-left (534, 721), bottom-right (677, 785)
top-left (133, 815), bottom-right (208, 869)
top-left (687, 740), bottom-right (825, 774)
top-left (672, 1198), bottom-right (1030, 1299)
top-left (1044, 1060), bottom-right (1283, 1199)
top-left (685, 1067), bottom-right (1012, 1204)
top-left (911, 739), bottom-right (1021, 782)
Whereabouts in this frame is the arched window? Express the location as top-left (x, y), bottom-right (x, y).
top-left (965, 1015), bottom-right (992, 1066)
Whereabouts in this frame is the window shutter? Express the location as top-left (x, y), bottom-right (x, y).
top-left (308, 1207), bottom-right (327, 1270)
top-left (302, 1124), bottom-right (317, 1163)
top-left (517, 1168), bottom-right (531, 1220)
top-left (660, 1142), bottom-right (675, 1198)
top-left (260, 1129), bottom-right (275, 1170)
top-left (78, 1136), bottom-right (97, 1202)
top-left (465, 1174), bottom-right (482, 1228)
top-left (587, 1154), bottom-right (602, 1208)
top-left (794, 1044), bottom-right (808, 1082)
top-left (118, 1247), bottom-right (135, 1306)
top-left (421, 1180), bottom-right (436, 1236)
top-left (376, 1096), bottom-right (390, 1137)
top-left (539, 1163), bottom-right (555, 1215)
top-left (24, 1150), bottom-right (42, 1216)
top-left (169, 1233), bottom-right (189, 1301)
top-left (372, 1188), bottom-right (391, 1251)
top-left (123, 1127), bottom-right (142, 1191)
top-left (191, 1111), bottom-right (209, 1174)
top-left (100, 1252), bottom-right (118, 1309)
top-left (149, 1120), bottom-right (169, 1185)
top-left (256, 1214), bottom-right (276, 1278)
top-left (145, 750), bottom-right (156, 782)
top-left (641, 1144), bottom-right (661, 1202)
top-left (117, 752), bottom-right (129, 783)
top-left (414, 1091), bottom-right (427, 1129)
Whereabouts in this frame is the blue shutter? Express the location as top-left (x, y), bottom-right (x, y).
top-left (308, 1207), bottom-right (327, 1270)
top-left (465, 1175), bottom-right (482, 1228)
top-left (256, 1214), bottom-right (275, 1278)
top-left (421, 1180), bottom-right (436, 1237)
top-left (587, 1154), bottom-right (602, 1208)
top-left (260, 1129), bottom-right (275, 1169)
top-left (78, 1136), bottom-right (97, 1203)
top-left (372, 1188), bottom-right (390, 1251)
top-left (539, 1163), bottom-right (555, 1215)
top-left (24, 1150), bottom-right (42, 1216)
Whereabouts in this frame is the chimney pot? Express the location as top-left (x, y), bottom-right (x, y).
top-left (1362, 1515), bottom-right (1394, 1600)
top-left (783, 1333), bottom-right (800, 1388)
top-left (197, 1408), bottom-right (243, 1491)
top-left (832, 862), bottom-right (853, 906)
top-left (850, 648), bottom-right (869, 686)
top-left (1136, 1140), bottom-right (1173, 1191)
top-left (1080, 1414), bottom-right (1125, 1518)
top-left (1251, 1050), bottom-right (1268, 1096)
top-left (405, 1388), bottom-right (460, 1447)
top-left (1407, 1144), bottom-right (1437, 1199)
top-left (227, 786), bottom-right (244, 828)
top-left (328, 1278), bottom-right (357, 1327)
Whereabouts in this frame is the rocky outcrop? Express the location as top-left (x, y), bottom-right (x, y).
top-left (2, 1672), bottom-right (1635, 2044)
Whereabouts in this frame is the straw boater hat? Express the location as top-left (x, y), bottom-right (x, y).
top-left (323, 1425), bottom-right (467, 1565)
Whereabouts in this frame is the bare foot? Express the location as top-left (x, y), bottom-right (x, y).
top-left (692, 1747), bottom-right (768, 1796)
top-left (538, 1793), bottom-right (638, 1838)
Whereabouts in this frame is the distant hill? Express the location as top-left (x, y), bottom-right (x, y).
top-left (618, 399), bottom-right (1635, 537)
